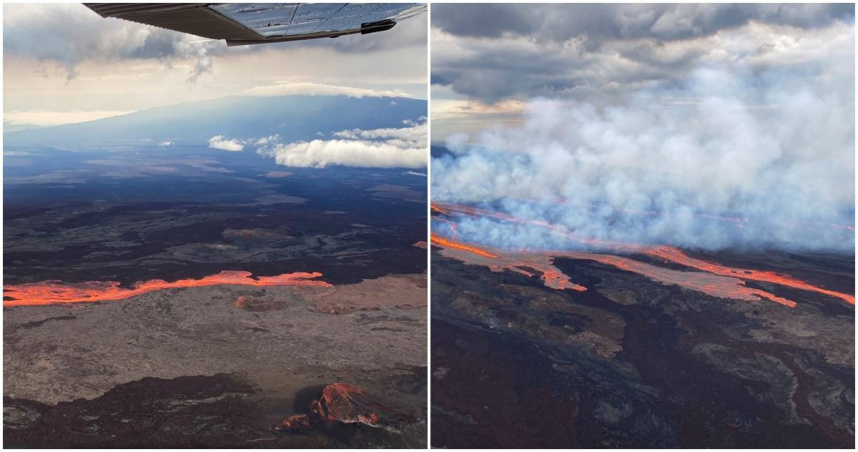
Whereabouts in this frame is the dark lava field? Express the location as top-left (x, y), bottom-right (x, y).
top-left (4, 146), bottom-right (428, 448)
top-left (4, 147), bottom-right (427, 287)
top-left (431, 248), bottom-right (854, 448)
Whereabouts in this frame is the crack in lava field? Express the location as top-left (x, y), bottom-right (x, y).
top-left (431, 203), bottom-right (855, 308)
top-left (3, 271), bottom-right (331, 307)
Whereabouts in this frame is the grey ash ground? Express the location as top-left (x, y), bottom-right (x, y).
top-left (4, 147), bottom-right (427, 447)
top-left (431, 248), bottom-right (854, 448)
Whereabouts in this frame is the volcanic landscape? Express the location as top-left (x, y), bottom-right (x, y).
top-left (4, 146), bottom-right (428, 447)
top-left (430, 202), bottom-right (854, 448)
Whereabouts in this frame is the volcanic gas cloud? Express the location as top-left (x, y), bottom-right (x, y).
top-left (431, 203), bottom-right (855, 308)
top-left (3, 271), bottom-right (330, 307)
top-left (431, 59), bottom-right (855, 253)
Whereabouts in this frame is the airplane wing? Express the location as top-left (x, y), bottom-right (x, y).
top-left (84, 3), bottom-right (426, 46)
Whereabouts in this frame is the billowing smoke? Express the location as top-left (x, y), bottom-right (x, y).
top-left (432, 30), bottom-right (855, 253)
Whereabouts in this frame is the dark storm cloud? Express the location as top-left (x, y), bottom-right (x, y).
top-left (432, 3), bottom-right (855, 102)
top-left (433, 3), bottom-right (854, 42)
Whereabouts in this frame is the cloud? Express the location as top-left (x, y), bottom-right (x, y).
top-left (432, 25), bottom-right (855, 252)
top-left (431, 4), bottom-right (855, 104)
top-left (3, 4), bottom-right (426, 84)
top-left (208, 135), bottom-right (245, 152)
top-left (432, 4), bottom-right (853, 42)
top-left (254, 135), bottom-right (280, 146)
top-left (432, 98), bottom-right (526, 138)
top-left (257, 121), bottom-right (427, 169)
top-left (242, 82), bottom-right (411, 99)
top-left (334, 121), bottom-right (427, 147)
top-left (4, 109), bottom-right (134, 127)
top-left (4, 3), bottom-right (428, 118)
top-left (3, 3), bottom-right (223, 82)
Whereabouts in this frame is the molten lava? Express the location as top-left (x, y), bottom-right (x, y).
top-left (643, 246), bottom-right (855, 306)
top-left (430, 233), bottom-right (586, 292)
top-left (430, 235), bottom-right (497, 258)
top-left (431, 202), bottom-right (854, 308)
top-left (568, 251), bottom-right (798, 308)
top-left (4, 271), bottom-right (330, 307)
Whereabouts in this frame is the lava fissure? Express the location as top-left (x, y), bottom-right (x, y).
top-left (643, 246), bottom-right (855, 306)
top-left (431, 203), bottom-right (854, 308)
top-left (430, 235), bottom-right (497, 258)
top-left (3, 270), bottom-right (331, 307)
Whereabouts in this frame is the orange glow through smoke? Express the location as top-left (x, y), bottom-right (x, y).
top-left (4, 271), bottom-right (331, 307)
top-left (431, 202), bottom-right (854, 308)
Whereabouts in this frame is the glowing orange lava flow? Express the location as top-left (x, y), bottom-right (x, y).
top-left (430, 235), bottom-right (497, 258)
top-left (431, 204), bottom-right (453, 216)
top-left (431, 203), bottom-right (855, 308)
top-left (643, 246), bottom-right (855, 306)
top-left (431, 233), bottom-right (795, 306)
top-left (431, 233), bottom-right (586, 292)
top-left (3, 271), bottom-right (331, 307)
top-left (567, 252), bottom-right (798, 308)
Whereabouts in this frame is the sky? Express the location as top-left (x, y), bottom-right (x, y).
top-left (431, 4), bottom-right (855, 252)
top-left (431, 3), bottom-right (855, 141)
top-left (3, 3), bottom-right (427, 130)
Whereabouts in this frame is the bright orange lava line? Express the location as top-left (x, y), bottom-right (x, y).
top-left (431, 202), bottom-right (855, 307)
top-left (431, 204), bottom-right (453, 216)
top-left (569, 252), bottom-right (798, 308)
top-left (3, 271), bottom-right (331, 307)
top-left (643, 246), bottom-right (855, 306)
top-left (430, 234), bottom-right (497, 258)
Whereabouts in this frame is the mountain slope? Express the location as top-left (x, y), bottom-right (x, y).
top-left (4, 95), bottom-right (426, 148)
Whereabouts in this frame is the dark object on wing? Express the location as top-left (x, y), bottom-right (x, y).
top-left (84, 3), bottom-right (425, 46)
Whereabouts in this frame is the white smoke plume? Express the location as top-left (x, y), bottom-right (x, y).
top-left (432, 29), bottom-right (855, 253)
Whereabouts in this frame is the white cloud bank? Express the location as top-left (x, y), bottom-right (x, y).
top-left (4, 109), bottom-right (134, 127)
top-left (242, 82), bottom-right (411, 99)
top-left (257, 121), bottom-right (427, 169)
top-left (208, 135), bottom-right (245, 151)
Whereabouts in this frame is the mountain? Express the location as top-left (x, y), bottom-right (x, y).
top-left (4, 95), bottom-right (426, 148)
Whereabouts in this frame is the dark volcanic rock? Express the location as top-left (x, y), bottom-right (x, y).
top-left (431, 249), bottom-right (855, 448)
top-left (2, 374), bottom-right (299, 448)
top-left (276, 382), bottom-right (422, 447)
top-left (4, 374), bottom-right (427, 448)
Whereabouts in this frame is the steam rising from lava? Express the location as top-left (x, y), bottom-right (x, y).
top-left (431, 203), bottom-right (855, 308)
top-left (432, 46), bottom-right (855, 252)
